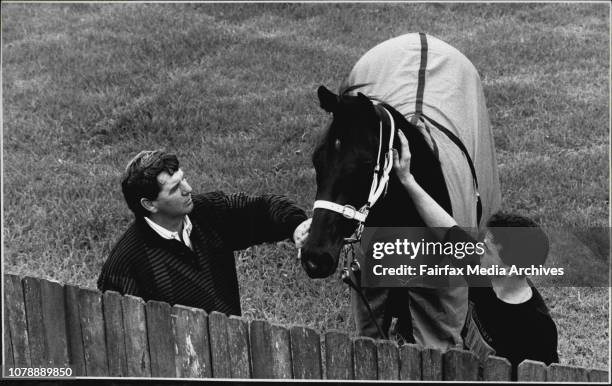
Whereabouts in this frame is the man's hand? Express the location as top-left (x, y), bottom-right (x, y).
top-left (392, 130), bottom-right (415, 187)
top-left (293, 218), bottom-right (311, 249)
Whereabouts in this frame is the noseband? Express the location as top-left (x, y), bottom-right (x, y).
top-left (313, 103), bottom-right (396, 243)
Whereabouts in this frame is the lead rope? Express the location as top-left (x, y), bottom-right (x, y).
top-left (340, 242), bottom-right (388, 339)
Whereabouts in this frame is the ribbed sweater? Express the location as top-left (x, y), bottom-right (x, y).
top-left (97, 191), bottom-right (307, 315)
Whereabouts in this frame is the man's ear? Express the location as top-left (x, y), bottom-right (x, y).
top-left (318, 86), bottom-right (338, 113)
top-left (140, 197), bottom-right (158, 214)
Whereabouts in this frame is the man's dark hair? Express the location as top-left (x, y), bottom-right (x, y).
top-left (486, 212), bottom-right (550, 269)
top-left (121, 150), bottom-right (179, 218)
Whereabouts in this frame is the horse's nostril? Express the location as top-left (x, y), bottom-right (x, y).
top-left (301, 250), bottom-right (336, 279)
top-left (305, 260), bottom-right (318, 271)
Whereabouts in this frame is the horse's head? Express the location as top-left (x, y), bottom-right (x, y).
top-left (301, 85), bottom-right (389, 278)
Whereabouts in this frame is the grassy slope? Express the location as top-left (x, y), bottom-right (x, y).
top-left (2, 3), bottom-right (609, 369)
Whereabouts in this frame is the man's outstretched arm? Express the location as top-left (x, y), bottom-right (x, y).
top-left (211, 191), bottom-right (308, 251)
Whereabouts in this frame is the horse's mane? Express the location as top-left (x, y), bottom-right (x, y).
top-left (338, 84), bottom-right (384, 104)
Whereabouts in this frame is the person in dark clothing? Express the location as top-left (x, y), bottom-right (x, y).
top-left (98, 150), bottom-right (310, 315)
top-left (391, 130), bottom-right (559, 379)
top-left (443, 218), bottom-right (559, 379)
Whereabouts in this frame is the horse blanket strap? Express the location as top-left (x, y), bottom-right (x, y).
top-left (420, 114), bottom-right (483, 224)
top-left (408, 32), bottom-right (482, 224)
top-left (313, 201), bottom-right (367, 222)
top-left (411, 32), bottom-right (428, 125)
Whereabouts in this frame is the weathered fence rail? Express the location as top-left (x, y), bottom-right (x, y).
top-left (3, 274), bottom-right (609, 382)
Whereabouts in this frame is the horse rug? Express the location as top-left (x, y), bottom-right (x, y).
top-left (346, 33), bottom-right (502, 349)
top-left (347, 33), bottom-right (501, 228)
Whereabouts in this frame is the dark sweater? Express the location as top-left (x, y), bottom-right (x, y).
top-left (444, 226), bottom-right (559, 379)
top-left (97, 191), bottom-right (307, 315)
top-left (468, 285), bottom-right (559, 379)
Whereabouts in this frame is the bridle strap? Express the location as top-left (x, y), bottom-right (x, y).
top-left (367, 105), bottom-right (395, 208)
top-left (313, 201), bottom-right (367, 222)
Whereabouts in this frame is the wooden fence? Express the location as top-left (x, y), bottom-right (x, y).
top-left (3, 274), bottom-right (609, 381)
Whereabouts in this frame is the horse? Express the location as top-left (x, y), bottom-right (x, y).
top-left (301, 33), bottom-right (501, 348)
top-left (302, 85), bottom-right (452, 277)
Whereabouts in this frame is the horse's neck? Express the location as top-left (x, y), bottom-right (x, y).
top-left (365, 177), bottom-right (426, 227)
top-left (366, 105), bottom-right (450, 227)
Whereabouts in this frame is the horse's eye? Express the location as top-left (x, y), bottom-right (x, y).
top-left (334, 139), bottom-right (341, 151)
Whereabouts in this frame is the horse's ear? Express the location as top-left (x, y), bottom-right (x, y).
top-left (356, 92), bottom-right (372, 106)
top-left (318, 86), bottom-right (338, 113)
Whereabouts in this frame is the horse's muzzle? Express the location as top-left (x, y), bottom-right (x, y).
top-left (300, 249), bottom-right (337, 278)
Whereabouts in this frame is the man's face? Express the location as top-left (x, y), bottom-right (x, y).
top-left (480, 230), bottom-right (505, 270)
top-left (149, 169), bottom-right (193, 219)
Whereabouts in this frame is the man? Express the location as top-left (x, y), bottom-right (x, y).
top-left (392, 130), bottom-right (559, 378)
top-left (98, 149), bottom-right (310, 316)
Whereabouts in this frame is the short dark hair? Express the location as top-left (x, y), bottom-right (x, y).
top-left (121, 150), bottom-right (179, 218)
top-left (486, 212), bottom-right (549, 269)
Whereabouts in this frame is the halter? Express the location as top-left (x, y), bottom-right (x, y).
top-left (312, 104), bottom-right (396, 243)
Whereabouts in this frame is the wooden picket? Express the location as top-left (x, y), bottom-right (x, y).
top-left (324, 330), bottom-right (352, 380)
top-left (353, 336), bottom-right (377, 379)
top-left (421, 346), bottom-right (443, 380)
top-left (547, 363), bottom-right (589, 382)
top-left (64, 285), bottom-right (85, 375)
top-left (518, 359), bottom-right (547, 381)
top-left (121, 294), bottom-right (151, 377)
top-left (172, 304), bottom-right (211, 378)
top-left (2, 274), bottom-right (609, 382)
top-left (484, 355), bottom-right (512, 381)
top-left (40, 279), bottom-right (70, 368)
top-left (588, 368), bottom-right (609, 383)
top-left (248, 319), bottom-right (274, 379)
top-left (4, 308), bottom-right (13, 370)
top-left (4, 274), bottom-right (30, 368)
top-left (269, 323), bottom-right (293, 379)
top-left (227, 315), bottom-right (251, 378)
top-left (376, 339), bottom-right (399, 380)
top-left (399, 343), bottom-right (421, 380)
top-left (290, 325), bottom-right (322, 379)
top-left (208, 311), bottom-right (231, 378)
top-left (443, 348), bottom-right (479, 381)
top-left (145, 300), bottom-right (175, 377)
top-left (103, 291), bottom-right (127, 376)
top-left (78, 288), bottom-right (108, 376)
top-left (22, 277), bottom-right (46, 367)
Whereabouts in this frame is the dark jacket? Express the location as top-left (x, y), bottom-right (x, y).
top-left (97, 191), bottom-right (307, 315)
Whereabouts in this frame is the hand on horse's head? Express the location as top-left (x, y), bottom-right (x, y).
top-left (393, 130), bottom-right (415, 187)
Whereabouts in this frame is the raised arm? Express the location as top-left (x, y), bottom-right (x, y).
top-left (393, 130), bottom-right (482, 272)
top-left (393, 130), bottom-right (458, 233)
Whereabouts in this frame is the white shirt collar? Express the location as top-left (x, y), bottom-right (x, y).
top-left (144, 215), bottom-right (193, 250)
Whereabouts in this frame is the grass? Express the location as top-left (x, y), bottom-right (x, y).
top-left (2, 2), bottom-right (609, 370)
